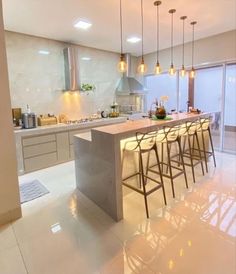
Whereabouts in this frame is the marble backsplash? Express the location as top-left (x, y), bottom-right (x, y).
top-left (5, 31), bottom-right (132, 119)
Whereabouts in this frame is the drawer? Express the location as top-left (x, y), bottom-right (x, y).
top-left (24, 152), bottom-right (57, 172)
top-left (23, 141), bottom-right (57, 158)
top-left (69, 129), bottom-right (90, 144)
top-left (23, 134), bottom-right (56, 146)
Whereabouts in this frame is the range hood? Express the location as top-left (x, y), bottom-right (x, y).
top-left (63, 46), bottom-right (80, 91)
top-left (116, 53), bottom-right (147, 95)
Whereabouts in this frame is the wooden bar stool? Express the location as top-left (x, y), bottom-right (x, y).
top-left (122, 131), bottom-right (167, 218)
top-left (196, 117), bottom-right (217, 172)
top-left (148, 125), bottom-right (189, 199)
top-left (175, 120), bottom-right (205, 182)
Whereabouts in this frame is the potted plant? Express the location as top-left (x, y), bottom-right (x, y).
top-left (80, 83), bottom-right (96, 94)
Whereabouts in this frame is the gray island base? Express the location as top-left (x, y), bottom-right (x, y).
top-left (74, 113), bottom-right (211, 222)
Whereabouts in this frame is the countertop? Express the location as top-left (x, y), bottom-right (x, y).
top-left (93, 113), bottom-right (210, 137)
top-left (14, 117), bottom-right (127, 137)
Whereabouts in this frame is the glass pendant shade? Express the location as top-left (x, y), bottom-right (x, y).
top-left (137, 0), bottom-right (147, 75)
top-left (154, 1), bottom-right (162, 75)
top-left (190, 21), bottom-right (197, 79)
top-left (117, 55), bottom-right (127, 73)
top-left (154, 62), bottom-right (161, 74)
top-left (180, 65), bottom-right (186, 77)
top-left (168, 9), bottom-right (176, 77)
top-left (190, 67), bottom-right (195, 78)
top-left (169, 64), bottom-right (175, 76)
top-left (138, 60), bottom-right (147, 75)
top-left (117, 0), bottom-right (127, 73)
top-left (180, 16), bottom-right (187, 78)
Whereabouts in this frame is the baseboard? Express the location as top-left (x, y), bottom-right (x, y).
top-left (0, 207), bottom-right (22, 226)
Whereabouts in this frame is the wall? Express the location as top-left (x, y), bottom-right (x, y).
top-left (5, 31), bottom-right (137, 119)
top-left (0, 1), bottom-right (21, 225)
top-left (140, 30), bottom-right (236, 75)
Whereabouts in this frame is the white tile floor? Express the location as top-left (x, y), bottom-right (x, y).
top-left (0, 151), bottom-right (236, 274)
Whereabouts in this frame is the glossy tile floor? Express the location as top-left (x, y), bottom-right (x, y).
top-left (0, 152), bottom-right (236, 274)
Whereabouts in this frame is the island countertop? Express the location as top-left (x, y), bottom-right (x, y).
top-left (92, 112), bottom-right (210, 137)
top-left (74, 112), bottom-right (212, 222)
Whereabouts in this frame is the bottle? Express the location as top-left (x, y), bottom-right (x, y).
top-left (26, 104), bottom-right (31, 113)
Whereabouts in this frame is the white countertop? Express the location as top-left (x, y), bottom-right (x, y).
top-left (14, 117), bottom-right (127, 137)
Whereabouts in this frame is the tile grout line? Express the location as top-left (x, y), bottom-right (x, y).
top-left (11, 222), bottom-right (30, 274)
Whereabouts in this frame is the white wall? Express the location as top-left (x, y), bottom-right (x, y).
top-left (5, 31), bottom-right (139, 119)
top-left (0, 2), bottom-right (21, 225)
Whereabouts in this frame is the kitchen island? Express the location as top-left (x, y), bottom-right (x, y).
top-left (74, 113), bottom-right (211, 221)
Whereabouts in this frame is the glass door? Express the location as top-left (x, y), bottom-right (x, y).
top-left (223, 64), bottom-right (236, 153)
top-left (193, 66), bottom-right (223, 150)
top-left (145, 73), bottom-right (177, 113)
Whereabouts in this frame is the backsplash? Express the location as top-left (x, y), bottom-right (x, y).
top-left (5, 31), bottom-right (126, 119)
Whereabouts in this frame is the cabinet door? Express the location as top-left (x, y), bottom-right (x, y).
top-left (56, 132), bottom-right (70, 162)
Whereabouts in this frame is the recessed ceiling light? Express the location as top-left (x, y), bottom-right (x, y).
top-left (81, 57), bottom-right (91, 61)
top-left (74, 20), bottom-right (92, 30)
top-left (127, 37), bottom-right (141, 43)
top-left (38, 50), bottom-right (50, 55)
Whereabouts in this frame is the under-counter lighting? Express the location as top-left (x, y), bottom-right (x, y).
top-left (38, 50), bottom-right (50, 55)
top-left (81, 57), bottom-right (91, 61)
top-left (74, 20), bottom-right (92, 30)
top-left (127, 37), bottom-right (141, 43)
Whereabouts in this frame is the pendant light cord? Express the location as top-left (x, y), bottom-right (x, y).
top-left (182, 18), bottom-right (185, 66)
top-left (191, 23), bottom-right (195, 67)
top-left (171, 12), bottom-right (173, 65)
top-left (141, 0), bottom-right (144, 61)
top-left (120, 0), bottom-right (123, 55)
top-left (156, 3), bottom-right (159, 63)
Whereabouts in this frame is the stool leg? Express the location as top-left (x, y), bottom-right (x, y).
top-left (139, 151), bottom-right (149, 218)
top-left (177, 138), bottom-right (189, 189)
top-left (161, 142), bottom-right (164, 172)
top-left (208, 127), bottom-right (216, 167)
top-left (166, 142), bottom-right (175, 198)
top-left (138, 155), bottom-right (142, 188)
top-left (154, 145), bottom-right (167, 205)
top-left (195, 132), bottom-right (205, 175)
top-left (201, 130), bottom-right (208, 173)
top-left (187, 134), bottom-right (196, 183)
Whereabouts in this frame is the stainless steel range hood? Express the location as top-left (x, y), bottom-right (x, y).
top-left (116, 53), bottom-right (147, 95)
top-left (63, 46), bottom-right (80, 91)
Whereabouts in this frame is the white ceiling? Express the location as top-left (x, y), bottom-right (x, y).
top-left (2, 0), bottom-right (236, 56)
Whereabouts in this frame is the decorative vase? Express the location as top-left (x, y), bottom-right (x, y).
top-left (155, 106), bottom-right (166, 119)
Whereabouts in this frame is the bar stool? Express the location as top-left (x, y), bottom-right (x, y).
top-left (148, 125), bottom-right (189, 199)
top-left (176, 120), bottom-right (205, 182)
top-left (122, 131), bottom-right (167, 218)
top-left (196, 117), bottom-right (217, 172)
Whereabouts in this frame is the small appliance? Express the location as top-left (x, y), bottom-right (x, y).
top-left (22, 107), bottom-right (37, 129)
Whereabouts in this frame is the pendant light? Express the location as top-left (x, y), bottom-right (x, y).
top-left (180, 16), bottom-right (187, 77)
top-left (168, 9), bottom-right (176, 76)
top-left (154, 1), bottom-right (162, 75)
top-left (117, 0), bottom-right (127, 73)
top-left (137, 0), bottom-right (147, 75)
top-left (190, 21), bottom-right (197, 78)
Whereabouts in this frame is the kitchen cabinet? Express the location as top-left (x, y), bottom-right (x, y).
top-left (56, 132), bottom-right (70, 162)
top-left (14, 117), bottom-right (127, 174)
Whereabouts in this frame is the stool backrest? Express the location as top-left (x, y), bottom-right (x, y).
top-left (163, 125), bottom-right (180, 142)
top-left (200, 117), bottom-right (211, 131)
top-left (186, 119), bottom-right (201, 134)
top-left (135, 131), bottom-right (157, 150)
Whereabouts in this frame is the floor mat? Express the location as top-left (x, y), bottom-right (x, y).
top-left (20, 179), bottom-right (49, 204)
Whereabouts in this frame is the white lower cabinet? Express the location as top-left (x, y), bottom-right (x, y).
top-left (56, 132), bottom-right (70, 162)
top-left (22, 130), bottom-right (81, 173)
